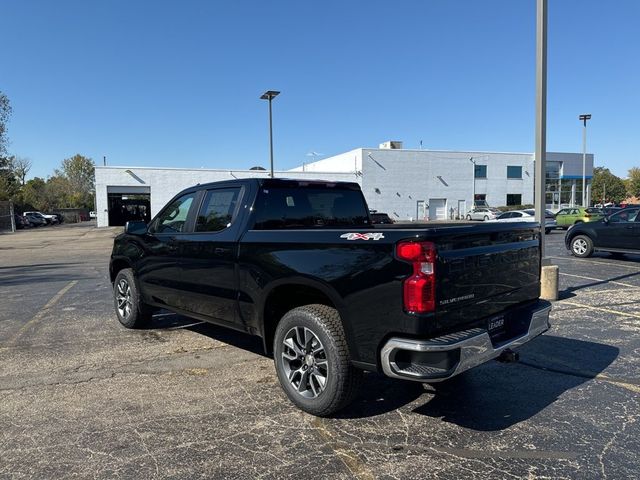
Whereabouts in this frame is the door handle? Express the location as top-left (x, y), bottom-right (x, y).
top-left (214, 247), bottom-right (230, 255)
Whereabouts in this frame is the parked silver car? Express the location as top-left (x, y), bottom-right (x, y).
top-left (466, 207), bottom-right (500, 221)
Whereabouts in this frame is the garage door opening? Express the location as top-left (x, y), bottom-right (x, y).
top-left (108, 193), bottom-right (151, 226)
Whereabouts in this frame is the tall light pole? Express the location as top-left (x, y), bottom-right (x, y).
top-left (260, 90), bottom-right (280, 178)
top-left (579, 113), bottom-right (591, 206)
top-left (534, 0), bottom-right (547, 259)
top-left (469, 157), bottom-right (476, 208)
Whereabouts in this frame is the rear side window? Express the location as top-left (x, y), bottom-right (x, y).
top-left (196, 188), bottom-right (241, 232)
top-left (253, 187), bottom-right (369, 229)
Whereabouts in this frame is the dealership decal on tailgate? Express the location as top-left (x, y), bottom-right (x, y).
top-left (340, 233), bottom-right (385, 241)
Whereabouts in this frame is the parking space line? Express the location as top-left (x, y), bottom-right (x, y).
top-left (8, 280), bottom-right (78, 345)
top-left (560, 300), bottom-right (640, 319)
top-left (549, 255), bottom-right (640, 270)
top-left (559, 272), bottom-right (639, 288)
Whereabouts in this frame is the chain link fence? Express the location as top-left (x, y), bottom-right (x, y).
top-left (0, 201), bottom-right (15, 233)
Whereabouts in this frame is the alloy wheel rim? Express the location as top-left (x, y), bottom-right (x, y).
top-left (573, 239), bottom-right (587, 255)
top-left (116, 279), bottom-right (133, 319)
top-left (281, 327), bottom-right (328, 399)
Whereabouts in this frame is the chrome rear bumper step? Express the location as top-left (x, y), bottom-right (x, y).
top-left (380, 303), bottom-right (551, 382)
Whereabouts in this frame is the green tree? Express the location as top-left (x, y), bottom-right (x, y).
top-left (0, 155), bottom-right (19, 201)
top-left (21, 177), bottom-right (47, 210)
top-left (627, 167), bottom-right (640, 199)
top-left (0, 92), bottom-right (11, 156)
top-left (591, 167), bottom-right (627, 204)
top-left (55, 154), bottom-right (95, 208)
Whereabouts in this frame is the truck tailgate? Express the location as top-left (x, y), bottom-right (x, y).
top-left (434, 224), bottom-right (541, 328)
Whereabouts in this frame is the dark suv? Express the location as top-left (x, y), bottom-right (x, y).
top-left (566, 207), bottom-right (640, 257)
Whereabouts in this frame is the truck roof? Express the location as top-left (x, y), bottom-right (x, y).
top-left (180, 177), bottom-right (362, 194)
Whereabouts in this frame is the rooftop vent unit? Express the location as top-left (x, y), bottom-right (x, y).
top-left (379, 141), bottom-right (403, 150)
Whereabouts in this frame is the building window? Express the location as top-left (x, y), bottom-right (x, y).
top-left (506, 194), bottom-right (522, 206)
top-left (507, 166), bottom-right (522, 179)
top-left (474, 194), bottom-right (487, 207)
top-left (474, 165), bottom-right (487, 178)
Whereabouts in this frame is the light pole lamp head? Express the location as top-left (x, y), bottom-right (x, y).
top-left (260, 90), bottom-right (280, 100)
top-left (579, 114), bottom-right (592, 125)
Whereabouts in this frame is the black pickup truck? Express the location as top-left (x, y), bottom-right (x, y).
top-left (110, 178), bottom-right (551, 416)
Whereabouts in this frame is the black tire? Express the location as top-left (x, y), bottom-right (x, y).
top-left (545, 228), bottom-right (551, 234)
top-left (273, 304), bottom-right (363, 416)
top-left (570, 235), bottom-right (594, 258)
top-left (113, 268), bottom-right (153, 328)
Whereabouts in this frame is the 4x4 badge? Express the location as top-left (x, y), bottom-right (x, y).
top-left (340, 233), bottom-right (385, 241)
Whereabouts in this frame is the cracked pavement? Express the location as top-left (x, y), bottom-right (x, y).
top-left (1, 223), bottom-right (639, 479)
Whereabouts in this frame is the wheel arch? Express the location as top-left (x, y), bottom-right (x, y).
top-left (110, 257), bottom-right (133, 283)
top-left (259, 277), bottom-right (354, 357)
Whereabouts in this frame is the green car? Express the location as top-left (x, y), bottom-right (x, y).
top-left (555, 207), bottom-right (603, 229)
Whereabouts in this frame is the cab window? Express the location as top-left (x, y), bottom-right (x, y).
top-left (149, 192), bottom-right (197, 234)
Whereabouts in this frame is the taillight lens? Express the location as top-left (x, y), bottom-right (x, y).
top-left (396, 241), bottom-right (436, 314)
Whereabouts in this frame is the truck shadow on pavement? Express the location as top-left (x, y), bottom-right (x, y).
top-left (148, 313), bottom-right (618, 430)
top-left (149, 311), bottom-right (267, 356)
top-left (409, 335), bottom-right (619, 430)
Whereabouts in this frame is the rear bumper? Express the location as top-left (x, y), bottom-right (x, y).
top-left (380, 301), bottom-right (551, 382)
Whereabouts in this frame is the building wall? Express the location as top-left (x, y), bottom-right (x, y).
top-left (288, 148), bottom-right (362, 173)
top-left (95, 148), bottom-right (595, 226)
top-left (95, 166), bottom-right (360, 227)
top-left (360, 149), bottom-right (534, 220)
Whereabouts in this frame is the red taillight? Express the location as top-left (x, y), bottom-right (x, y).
top-left (396, 241), bottom-right (436, 314)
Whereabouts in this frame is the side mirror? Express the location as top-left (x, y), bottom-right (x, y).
top-left (125, 221), bottom-right (148, 235)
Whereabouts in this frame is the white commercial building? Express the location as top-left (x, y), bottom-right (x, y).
top-left (94, 141), bottom-right (593, 226)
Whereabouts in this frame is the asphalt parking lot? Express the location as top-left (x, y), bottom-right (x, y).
top-left (1, 223), bottom-right (639, 479)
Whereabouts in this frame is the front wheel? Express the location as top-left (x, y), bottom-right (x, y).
top-left (466, 215), bottom-right (472, 220)
top-left (273, 304), bottom-right (362, 416)
top-left (483, 215), bottom-right (489, 221)
top-left (570, 235), bottom-right (594, 258)
top-left (113, 268), bottom-right (153, 328)
top-left (545, 228), bottom-right (551, 234)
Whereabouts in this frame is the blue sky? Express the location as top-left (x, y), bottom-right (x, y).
top-left (2, 0), bottom-right (639, 179)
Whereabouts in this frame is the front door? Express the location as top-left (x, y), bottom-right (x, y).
top-left (138, 191), bottom-right (198, 308)
top-left (600, 208), bottom-right (640, 250)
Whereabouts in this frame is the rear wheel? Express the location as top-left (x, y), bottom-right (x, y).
top-left (570, 235), bottom-right (594, 258)
top-left (273, 304), bottom-right (362, 416)
top-left (466, 215), bottom-right (472, 220)
top-left (113, 268), bottom-right (153, 328)
top-left (545, 228), bottom-right (551, 234)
